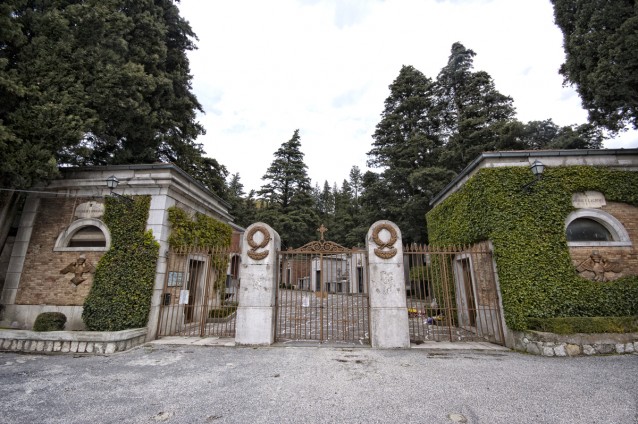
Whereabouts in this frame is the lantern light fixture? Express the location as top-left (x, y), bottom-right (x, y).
top-left (105, 175), bottom-right (132, 204)
top-left (530, 160), bottom-right (545, 179)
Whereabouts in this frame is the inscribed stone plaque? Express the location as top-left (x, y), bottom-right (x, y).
top-left (572, 191), bottom-right (606, 209)
top-left (74, 201), bottom-right (105, 219)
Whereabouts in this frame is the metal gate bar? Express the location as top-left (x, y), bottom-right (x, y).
top-left (275, 242), bottom-right (370, 344)
top-left (404, 242), bottom-right (505, 345)
top-left (157, 245), bottom-right (238, 338)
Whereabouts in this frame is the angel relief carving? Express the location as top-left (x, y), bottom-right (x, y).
top-left (60, 254), bottom-right (96, 286)
top-left (575, 251), bottom-right (622, 282)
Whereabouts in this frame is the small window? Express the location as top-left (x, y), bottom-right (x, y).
top-left (54, 218), bottom-right (111, 252)
top-left (566, 218), bottom-right (612, 242)
top-left (565, 209), bottom-right (631, 247)
top-left (68, 226), bottom-right (106, 247)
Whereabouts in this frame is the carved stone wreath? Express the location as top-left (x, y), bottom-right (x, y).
top-left (247, 226), bottom-right (270, 260)
top-left (372, 223), bottom-right (398, 259)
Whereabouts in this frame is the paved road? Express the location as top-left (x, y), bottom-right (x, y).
top-left (1, 344), bottom-right (636, 424)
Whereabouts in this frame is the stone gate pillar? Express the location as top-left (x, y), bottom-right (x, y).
top-left (235, 223), bottom-right (280, 346)
top-left (366, 220), bottom-right (410, 348)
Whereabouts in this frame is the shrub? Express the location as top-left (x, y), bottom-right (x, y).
top-left (33, 312), bottom-right (66, 331)
top-left (82, 196), bottom-right (159, 331)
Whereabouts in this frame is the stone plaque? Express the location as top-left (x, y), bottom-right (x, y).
top-left (572, 191), bottom-right (606, 209)
top-left (74, 201), bottom-right (105, 219)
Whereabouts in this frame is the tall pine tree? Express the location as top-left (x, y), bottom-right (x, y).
top-left (367, 65), bottom-right (449, 243)
top-left (258, 130), bottom-right (317, 247)
top-left (436, 42), bottom-right (516, 172)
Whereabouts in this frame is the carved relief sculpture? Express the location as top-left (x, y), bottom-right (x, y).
top-left (575, 251), bottom-right (622, 282)
top-left (247, 226), bottom-right (270, 260)
top-left (372, 223), bottom-right (398, 259)
top-left (60, 254), bottom-right (96, 286)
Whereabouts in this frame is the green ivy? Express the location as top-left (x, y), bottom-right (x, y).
top-left (167, 207), bottom-right (232, 248)
top-left (427, 166), bottom-right (638, 331)
top-left (82, 196), bottom-right (159, 331)
top-left (167, 206), bottom-right (232, 297)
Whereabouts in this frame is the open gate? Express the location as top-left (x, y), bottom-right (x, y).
top-left (404, 242), bottom-right (505, 345)
top-left (275, 231), bottom-right (370, 344)
top-left (157, 246), bottom-right (240, 338)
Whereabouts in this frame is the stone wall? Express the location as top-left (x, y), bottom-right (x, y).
top-left (0, 328), bottom-right (146, 354)
top-left (512, 330), bottom-right (637, 357)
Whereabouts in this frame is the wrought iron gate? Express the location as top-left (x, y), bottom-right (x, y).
top-left (157, 246), bottom-right (239, 337)
top-left (404, 242), bottom-right (505, 345)
top-left (275, 233), bottom-right (370, 344)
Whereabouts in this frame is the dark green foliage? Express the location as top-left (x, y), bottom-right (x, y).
top-left (167, 206), bottom-right (231, 297)
top-left (427, 166), bottom-right (638, 330)
top-left (498, 119), bottom-right (604, 151)
top-left (367, 65), bottom-right (448, 243)
top-left (258, 130), bottom-right (318, 248)
top-left (167, 207), bottom-right (232, 248)
top-left (527, 316), bottom-right (638, 334)
top-left (436, 43), bottom-right (516, 171)
top-left (226, 173), bottom-right (256, 228)
top-left (82, 196), bottom-right (159, 331)
top-left (33, 312), bottom-right (67, 332)
top-left (259, 130), bottom-right (312, 210)
top-left (0, 0), bottom-right (226, 192)
top-left (552, 0), bottom-right (638, 132)
top-left (365, 43), bottom-right (601, 244)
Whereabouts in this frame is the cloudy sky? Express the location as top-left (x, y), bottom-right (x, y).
top-left (177, 0), bottom-right (638, 193)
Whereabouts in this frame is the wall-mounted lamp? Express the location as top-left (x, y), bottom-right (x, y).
top-left (520, 160), bottom-right (545, 192)
top-left (106, 175), bottom-right (133, 204)
top-left (530, 160), bottom-right (545, 180)
top-left (106, 175), bottom-right (119, 190)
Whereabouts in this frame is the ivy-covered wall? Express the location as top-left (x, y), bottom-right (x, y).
top-left (167, 207), bottom-right (232, 248)
top-left (82, 196), bottom-right (159, 331)
top-left (427, 166), bottom-right (638, 331)
top-left (166, 206), bottom-right (232, 297)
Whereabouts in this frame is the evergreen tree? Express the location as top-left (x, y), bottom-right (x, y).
top-left (552, 0), bottom-right (638, 132)
top-left (436, 43), bottom-right (516, 172)
top-left (367, 65), bottom-right (446, 243)
top-left (519, 120), bottom-right (603, 150)
top-left (364, 43), bottom-right (602, 243)
top-left (348, 166), bottom-right (363, 211)
top-left (226, 173), bottom-right (255, 228)
top-left (0, 1), bottom-right (220, 190)
top-left (258, 130), bottom-right (317, 247)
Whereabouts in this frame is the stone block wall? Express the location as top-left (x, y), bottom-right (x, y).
top-left (0, 328), bottom-right (147, 354)
top-left (512, 330), bottom-right (637, 357)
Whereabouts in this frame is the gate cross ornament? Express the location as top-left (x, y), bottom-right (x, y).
top-left (318, 224), bottom-right (328, 241)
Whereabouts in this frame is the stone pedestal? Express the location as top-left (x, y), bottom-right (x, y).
top-left (235, 223), bottom-right (280, 346)
top-left (366, 220), bottom-right (410, 348)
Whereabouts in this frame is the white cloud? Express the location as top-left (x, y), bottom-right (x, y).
top-left (179, 0), bottom-right (638, 192)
